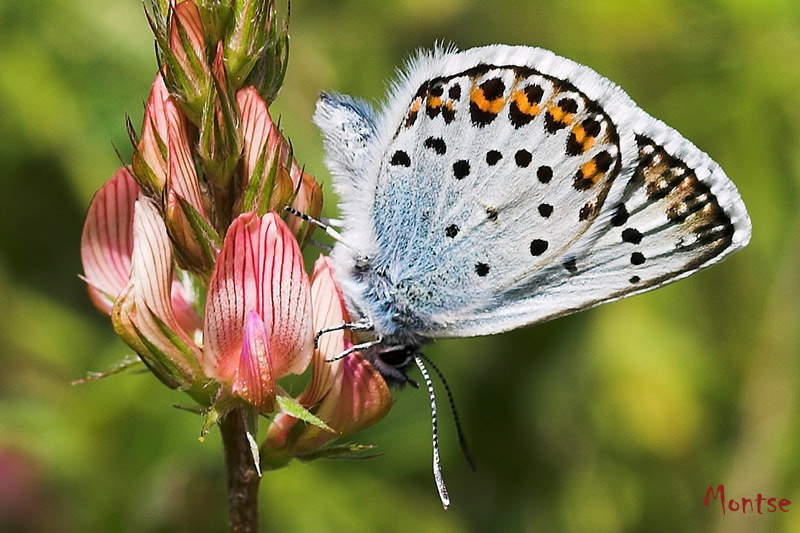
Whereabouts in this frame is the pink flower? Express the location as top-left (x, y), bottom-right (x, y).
top-left (203, 212), bottom-right (314, 410)
top-left (82, 177), bottom-right (315, 408)
top-left (81, 167), bottom-right (203, 337)
top-left (263, 256), bottom-right (392, 459)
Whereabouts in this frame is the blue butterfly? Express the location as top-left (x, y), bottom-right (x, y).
top-left (311, 45), bottom-right (751, 507)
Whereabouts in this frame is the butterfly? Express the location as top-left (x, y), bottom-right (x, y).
top-left (311, 44), bottom-right (751, 507)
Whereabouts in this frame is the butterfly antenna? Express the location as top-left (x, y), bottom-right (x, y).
top-left (414, 355), bottom-right (450, 509)
top-left (284, 206), bottom-right (364, 257)
top-left (418, 353), bottom-right (476, 472)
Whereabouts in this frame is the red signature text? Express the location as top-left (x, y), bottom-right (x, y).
top-left (705, 485), bottom-right (791, 515)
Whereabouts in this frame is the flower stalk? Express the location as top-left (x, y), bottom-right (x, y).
top-left (220, 408), bottom-right (261, 533)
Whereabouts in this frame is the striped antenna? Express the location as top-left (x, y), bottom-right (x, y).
top-left (414, 355), bottom-right (450, 509)
top-left (418, 353), bottom-right (476, 471)
top-left (284, 206), bottom-right (364, 257)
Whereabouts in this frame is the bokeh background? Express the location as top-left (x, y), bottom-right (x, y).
top-left (2, 0), bottom-right (798, 531)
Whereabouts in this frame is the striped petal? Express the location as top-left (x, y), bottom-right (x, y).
top-left (235, 87), bottom-right (293, 215)
top-left (80, 168), bottom-right (138, 315)
top-left (163, 98), bottom-right (216, 273)
top-left (166, 96), bottom-right (207, 216)
top-left (112, 198), bottom-right (204, 388)
top-left (132, 73), bottom-right (170, 192)
top-left (264, 255), bottom-right (391, 454)
top-left (231, 310), bottom-right (276, 411)
top-left (204, 212), bottom-right (313, 384)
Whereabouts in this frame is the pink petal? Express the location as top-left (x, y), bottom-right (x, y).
top-left (264, 256), bottom-right (391, 454)
top-left (204, 212), bottom-right (313, 382)
top-left (113, 198), bottom-right (203, 380)
top-left (231, 310), bottom-right (276, 411)
top-left (305, 351), bottom-right (391, 442)
top-left (166, 100), bottom-right (207, 215)
top-left (80, 168), bottom-right (138, 315)
top-left (237, 87), bottom-right (288, 182)
top-left (136, 73), bottom-right (170, 188)
top-left (303, 256), bottom-right (390, 434)
top-left (301, 255), bottom-right (356, 404)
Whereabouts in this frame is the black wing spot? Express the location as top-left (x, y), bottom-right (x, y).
top-left (481, 78), bottom-right (505, 100)
top-left (448, 84), bottom-right (462, 100)
top-left (424, 136), bottom-right (447, 155)
top-left (390, 150), bottom-right (411, 167)
top-left (453, 160), bottom-right (471, 179)
top-left (486, 150), bottom-right (502, 166)
top-left (515, 149), bottom-right (532, 168)
top-left (475, 262), bottom-right (490, 277)
top-left (445, 224), bottom-right (459, 238)
top-left (631, 252), bottom-right (646, 265)
top-left (538, 203), bottom-right (553, 218)
top-left (622, 228), bottom-right (643, 244)
top-left (530, 239), bottom-right (549, 256)
top-left (537, 166), bottom-right (553, 183)
top-left (610, 204), bottom-right (629, 226)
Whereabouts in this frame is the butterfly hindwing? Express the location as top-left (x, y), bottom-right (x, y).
top-left (315, 45), bottom-right (750, 341)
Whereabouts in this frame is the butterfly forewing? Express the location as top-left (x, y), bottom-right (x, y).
top-left (317, 45), bottom-right (750, 341)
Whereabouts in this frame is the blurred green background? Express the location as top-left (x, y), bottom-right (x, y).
top-left (1, 0), bottom-right (798, 531)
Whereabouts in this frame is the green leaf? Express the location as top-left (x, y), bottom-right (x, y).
top-left (300, 443), bottom-right (383, 462)
top-left (276, 395), bottom-right (335, 433)
top-left (241, 405), bottom-right (262, 476)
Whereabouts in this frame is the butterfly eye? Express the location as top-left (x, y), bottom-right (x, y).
top-left (377, 344), bottom-right (415, 368)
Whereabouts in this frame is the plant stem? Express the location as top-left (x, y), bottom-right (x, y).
top-left (220, 408), bottom-right (261, 532)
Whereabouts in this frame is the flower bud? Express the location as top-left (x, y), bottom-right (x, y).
top-left (197, 42), bottom-right (242, 203)
top-left (154, 1), bottom-right (213, 123)
top-left (163, 94), bottom-right (219, 274)
top-left (130, 73), bottom-right (171, 194)
top-left (225, 0), bottom-right (288, 100)
top-left (235, 87), bottom-right (294, 217)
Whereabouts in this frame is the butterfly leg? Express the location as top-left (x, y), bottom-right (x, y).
top-left (325, 338), bottom-right (384, 362)
top-left (314, 320), bottom-right (374, 349)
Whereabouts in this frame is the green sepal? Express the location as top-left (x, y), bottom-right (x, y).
top-left (254, 1), bottom-right (289, 104)
top-left (71, 356), bottom-right (144, 385)
top-left (196, 0), bottom-right (233, 46)
top-left (167, 189), bottom-right (222, 276)
top-left (126, 115), bottom-right (166, 198)
top-left (224, 0), bottom-right (269, 88)
top-left (276, 394), bottom-right (335, 434)
top-left (300, 443), bottom-right (383, 462)
top-left (244, 405), bottom-right (263, 477)
top-left (198, 67), bottom-right (241, 195)
top-left (241, 141), bottom-right (279, 215)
